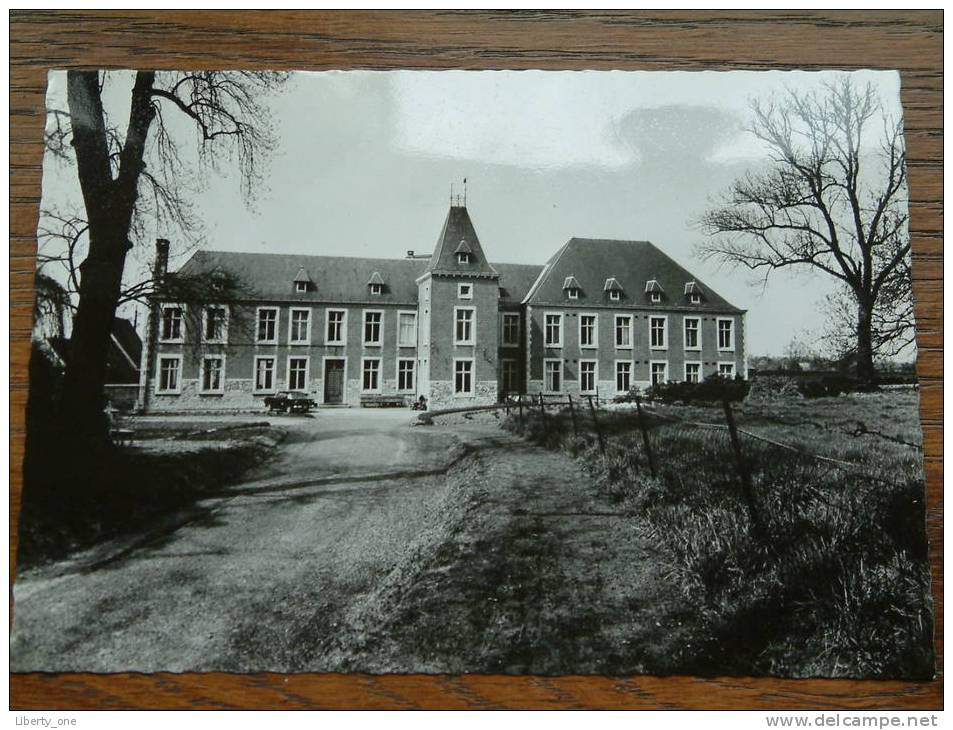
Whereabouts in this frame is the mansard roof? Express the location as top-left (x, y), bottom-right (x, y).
top-left (426, 205), bottom-right (499, 279)
top-left (523, 238), bottom-right (743, 313)
top-left (175, 251), bottom-right (429, 304)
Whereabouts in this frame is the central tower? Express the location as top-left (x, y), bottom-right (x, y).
top-left (416, 201), bottom-right (501, 408)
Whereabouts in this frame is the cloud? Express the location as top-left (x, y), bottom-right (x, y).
top-left (390, 71), bottom-right (640, 170)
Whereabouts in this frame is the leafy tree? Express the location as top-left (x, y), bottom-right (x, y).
top-left (698, 76), bottom-right (911, 382)
top-left (42, 70), bottom-right (287, 445)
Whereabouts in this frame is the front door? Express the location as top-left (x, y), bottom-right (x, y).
top-left (323, 359), bottom-right (345, 404)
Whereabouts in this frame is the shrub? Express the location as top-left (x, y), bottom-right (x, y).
top-left (645, 374), bottom-right (750, 405)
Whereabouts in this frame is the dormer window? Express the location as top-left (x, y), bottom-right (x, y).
top-left (684, 281), bottom-right (704, 305)
top-left (367, 271), bottom-right (384, 296)
top-left (562, 275), bottom-right (581, 301)
top-left (293, 267), bottom-right (312, 294)
top-left (455, 238), bottom-right (473, 265)
top-left (645, 279), bottom-right (664, 303)
top-left (650, 292), bottom-right (661, 303)
top-left (604, 277), bottom-right (624, 302)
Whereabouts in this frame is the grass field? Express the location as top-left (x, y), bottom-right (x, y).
top-left (505, 390), bottom-right (932, 679)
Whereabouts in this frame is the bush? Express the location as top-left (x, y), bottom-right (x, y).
top-left (645, 374), bottom-right (750, 405)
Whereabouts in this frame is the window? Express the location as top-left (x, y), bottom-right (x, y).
top-left (685, 362), bottom-right (701, 383)
top-left (615, 361), bottom-right (631, 393)
top-left (719, 362), bottom-right (735, 378)
top-left (457, 252), bottom-right (470, 265)
top-left (615, 315), bottom-right (632, 348)
top-left (545, 359), bottom-right (562, 392)
top-left (580, 360), bottom-right (597, 394)
top-left (501, 359), bottom-right (519, 394)
top-left (289, 308), bottom-right (311, 344)
top-left (684, 317), bottom-right (700, 350)
top-left (364, 311), bottom-right (383, 345)
top-left (257, 307), bottom-right (278, 343)
top-left (609, 290), bottom-right (621, 302)
top-left (157, 355), bottom-right (182, 393)
top-left (544, 313), bottom-right (563, 347)
top-left (203, 306), bottom-right (228, 343)
top-left (288, 357), bottom-right (309, 391)
top-left (398, 312), bottom-right (417, 347)
top-left (326, 309), bottom-right (346, 345)
top-left (650, 292), bottom-right (661, 303)
top-left (690, 293), bottom-right (701, 304)
top-left (361, 358), bottom-right (381, 392)
top-left (502, 313), bottom-right (520, 347)
top-left (650, 316), bottom-right (667, 349)
top-left (454, 359), bottom-right (474, 395)
top-left (718, 318), bottom-right (734, 351)
top-left (458, 283), bottom-right (472, 300)
top-left (201, 356), bottom-right (225, 393)
top-left (567, 288), bottom-right (579, 300)
top-left (295, 281), bottom-right (308, 293)
top-left (397, 359), bottom-right (415, 392)
top-left (579, 314), bottom-right (597, 349)
top-left (255, 357), bottom-right (275, 392)
top-left (651, 361), bottom-right (668, 385)
top-left (455, 307), bottom-right (475, 345)
top-left (160, 305), bottom-right (184, 342)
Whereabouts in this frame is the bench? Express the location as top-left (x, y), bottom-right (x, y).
top-left (360, 394), bottom-right (407, 408)
top-left (110, 428), bottom-right (135, 447)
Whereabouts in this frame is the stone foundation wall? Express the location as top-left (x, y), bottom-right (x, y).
top-left (525, 378), bottom-right (648, 401)
top-left (429, 379), bottom-right (497, 409)
top-left (144, 376), bottom-right (417, 412)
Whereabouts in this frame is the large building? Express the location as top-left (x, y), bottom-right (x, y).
top-left (139, 202), bottom-right (746, 412)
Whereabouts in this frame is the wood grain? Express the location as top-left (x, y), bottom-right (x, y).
top-left (9, 10), bottom-right (942, 710)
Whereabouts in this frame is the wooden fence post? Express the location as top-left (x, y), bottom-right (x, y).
top-left (567, 394), bottom-right (578, 436)
top-left (634, 395), bottom-right (657, 477)
top-left (587, 395), bottom-right (607, 457)
top-left (722, 398), bottom-right (763, 537)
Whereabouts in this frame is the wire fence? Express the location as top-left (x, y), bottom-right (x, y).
top-left (502, 391), bottom-right (921, 533)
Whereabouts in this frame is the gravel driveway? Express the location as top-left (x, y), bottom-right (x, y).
top-left (10, 410), bottom-right (480, 672)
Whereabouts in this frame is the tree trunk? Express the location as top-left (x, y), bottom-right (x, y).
top-left (59, 229), bottom-right (132, 444)
top-left (856, 299), bottom-right (877, 384)
top-left (59, 70), bottom-right (154, 448)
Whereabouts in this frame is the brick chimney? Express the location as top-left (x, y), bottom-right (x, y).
top-left (154, 238), bottom-right (170, 280)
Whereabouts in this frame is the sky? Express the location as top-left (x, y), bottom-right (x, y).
top-left (41, 68), bottom-right (904, 356)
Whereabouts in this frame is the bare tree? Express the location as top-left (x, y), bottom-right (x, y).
top-left (47, 70), bottom-right (286, 445)
top-left (698, 76), bottom-right (911, 382)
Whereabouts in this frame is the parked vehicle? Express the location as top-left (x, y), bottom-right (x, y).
top-left (264, 391), bottom-right (316, 413)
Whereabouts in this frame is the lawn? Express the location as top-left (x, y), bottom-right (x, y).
top-left (505, 389), bottom-right (933, 679)
top-left (17, 420), bottom-right (286, 569)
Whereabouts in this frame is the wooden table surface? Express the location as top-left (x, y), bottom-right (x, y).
top-left (9, 10), bottom-right (943, 710)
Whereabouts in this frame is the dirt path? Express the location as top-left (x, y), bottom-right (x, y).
top-left (11, 413), bottom-right (686, 674)
top-left (317, 430), bottom-right (692, 675)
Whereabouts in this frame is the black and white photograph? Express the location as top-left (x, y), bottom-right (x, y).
top-left (12, 67), bottom-right (932, 679)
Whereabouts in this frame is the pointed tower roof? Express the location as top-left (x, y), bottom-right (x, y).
top-left (426, 205), bottom-right (499, 279)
